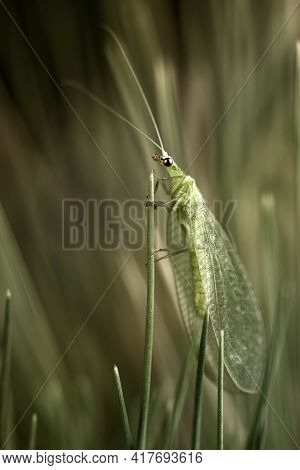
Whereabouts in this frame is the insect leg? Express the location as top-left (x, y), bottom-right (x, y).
top-left (146, 174), bottom-right (177, 209)
top-left (154, 248), bottom-right (188, 263)
top-left (145, 199), bottom-right (175, 210)
top-left (155, 199), bottom-right (176, 210)
top-left (153, 171), bottom-right (184, 194)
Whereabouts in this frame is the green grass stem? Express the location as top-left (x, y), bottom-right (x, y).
top-left (113, 365), bottom-right (133, 449)
top-left (0, 290), bottom-right (12, 449)
top-left (164, 343), bottom-right (195, 449)
top-left (296, 41), bottom-right (300, 377)
top-left (191, 313), bottom-right (209, 449)
top-left (217, 330), bottom-right (224, 450)
top-left (296, 42), bottom-right (300, 273)
top-left (137, 171), bottom-right (155, 450)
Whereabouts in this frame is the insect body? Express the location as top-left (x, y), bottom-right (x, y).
top-left (153, 152), bottom-right (266, 393)
top-left (71, 28), bottom-right (266, 394)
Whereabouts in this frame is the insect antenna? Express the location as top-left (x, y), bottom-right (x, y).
top-left (102, 25), bottom-right (165, 153)
top-left (64, 80), bottom-right (163, 151)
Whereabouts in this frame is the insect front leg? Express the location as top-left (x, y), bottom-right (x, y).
top-left (152, 170), bottom-right (171, 195)
top-left (153, 171), bottom-right (185, 195)
top-left (145, 173), bottom-right (175, 210)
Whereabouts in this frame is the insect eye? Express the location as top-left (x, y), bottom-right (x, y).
top-left (164, 157), bottom-right (173, 167)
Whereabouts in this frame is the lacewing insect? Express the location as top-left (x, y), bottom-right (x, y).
top-left (67, 27), bottom-right (266, 393)
top-left (152, 153), bottom-right (266, 393)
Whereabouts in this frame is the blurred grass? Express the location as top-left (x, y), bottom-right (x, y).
top-left (0, 290), bottom-right (11, 448)
top-left (113, 365), bottom-right (133, 449)
top-left (0, 0), bottom-right (299, 449)
top-left (28, 413), bottom-right (38, 450)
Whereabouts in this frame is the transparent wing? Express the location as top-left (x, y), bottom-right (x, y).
top-left (188, 191), bottom-right (266, 393)
top-left (167, 207), bottom-right (245, 393)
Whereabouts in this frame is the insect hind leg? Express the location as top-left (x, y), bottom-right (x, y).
top-left (145, 198), bottom-right (176, 210)
top-left (152, 247), bottom-right (188, 263)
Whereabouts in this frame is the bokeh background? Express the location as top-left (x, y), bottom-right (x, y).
top-left (0, 0), bottom-right (299, 449)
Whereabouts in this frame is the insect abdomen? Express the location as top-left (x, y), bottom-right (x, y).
top-left (189, 249), bottom-right (206, 317)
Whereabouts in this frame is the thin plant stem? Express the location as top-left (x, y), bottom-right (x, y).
top-left (137, 171), bottom-right (155, 449)
top-left (296, 41), bottom-right (300, 375)
top-left (113, 365), bottom-right (133, 449)
top-left (0, 290), bottom-right (12, 449)
top-left (28, 413), bottom-right (38, 450)
top-left (164, 343), bottom-right (195, 449)
top-left (296, 42), bottom-right (300, 277)
top-left (191, 313), bottom-right (209, 450)
top-left (217, 330), bottom-right (224, 450)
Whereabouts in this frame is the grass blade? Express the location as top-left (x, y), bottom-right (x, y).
top-left (28, 413), bottom-right (38, 450)
top-left (296, 41), bottom-right (300, 384)
top-left (0, 289), bottom-right (12, 449)
top-left (137, 171), bottom-right (155, 449)
top-left (217, 330), bottom-right (224, 450)
top-left (191, 313), bottom-right (209, 449)
top-left (164, 343), bottom-right (195, 449)
top-left (113, 365), bottom-right (133, 449)
top-left (296, 42), bottom-right (300, 278)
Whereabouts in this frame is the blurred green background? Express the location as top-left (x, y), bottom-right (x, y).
top-left (0, 0), bottom-right (299, 449)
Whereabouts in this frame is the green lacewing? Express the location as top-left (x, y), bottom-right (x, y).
top-left (152, 153), bottom-right (266, 393)
top-left (68, 27), bottom-right (266, 393)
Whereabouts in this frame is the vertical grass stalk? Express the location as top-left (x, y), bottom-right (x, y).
top-left (137, 171), bottom-right (155, 449)
top-left (296, 41), bottom-right (300, 375)
top-left (113, 365), bottom-right (133, 449)
top-left (28, 413), bottom-right (38, 450)
top-left (164, 343), bottom-right (195, 449)
top-left (296, 42), bottom-right (300, 271)
top-left (0, 290), bottom-right (12, 449)
top-left (191, 313), bottom-right (209, 450)
top-left (217, 330), bottom-right (224, 450)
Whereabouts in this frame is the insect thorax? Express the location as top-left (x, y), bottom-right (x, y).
top-left (169, 175), bottom-right (196, 205)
